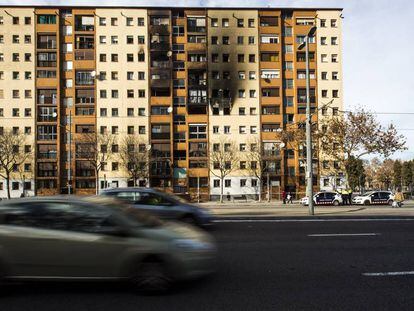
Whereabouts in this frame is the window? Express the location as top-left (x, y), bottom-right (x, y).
top-left (239, 126), bottom-right (246, 134)
top-left (332, 72), bottom-right (339, 80)
top-left (224, 126), bottom-right (230, 134)
top-left (283, 26), bottom-right (292, 36)
top-left (260, 16), bottom-right (278, 26)
top-left (138, 90), bottom-right (145, 98)
top-left (112, 90), bottom-right (119, 98)
top-left (225, 180), bottom-right (231, 188)
top-left (284, 61), bottom-right (293, 71)
top-left (284, 44), bottom-right (293, 53)
top-left (13, 53), bottom-right (20, 62)
top-left (261, 69), bottom-right (280, 79)
top-left (222, 18), bottom-right (229, 27)
top-left (237, 18), bottom-right (244, 27)
top-left (321, 72), bottom-right (328, 80)
top-left (296, 18), bottom-right (314, 25)
top-left (248, 36), bottom-right (255, 44)
top-left (111, 18), bottom-right (118, 26)
top-left (13, 90), bottom-right (20, 98)
top-left (240, 179), bottom-right (247, 186)
top-left (223, 71), bottom-right (230, 79)
top-left (223, 36), bottom-right (230, 45)
top-left (126, 17), bottom-right (133, 26)
top-left (222, 54), bottom-right (230, 62)
top-left (331, 37), bottom-right (338, 45)
top-left (332, 54), bottom-right (338, 62)
top-left (239, 107), bottom-right (245, 115)
top-left (250, 107), bottom-right (257, 115)
top-left (138, 53), bottom-right (145, 62)
top-left (321, 37), bottom-right (327, 45)
top-left (262, 106), bottom-right (280, 115)
top-left (238, 54), bottom-right (245, 63)
top-left (138, 18), bottom-right (145, 26)
top-left (332, 107), bottom-right (339, 116)
top-left (261, 52), bottom-right (278, 62)
top-left (322, 90), bottom-right (328, 98)
top-left (25, 16), bottom-right (31, 25)
top-left (332, 90), bottom-right (339, 98)
top-left (38, 15), bottom-right (56, 24)
top-left (111, 54), bottom-right (118, 62)
top-left (127, 54), bottom-right (134, 62)
top-left (100, 90), bottom-right (107, 98)
top-left (262, 88), bottom-right (279, 97)
top-left (320, 19), bottom-right (326, 27)
top-left (211, 18), bottom-right (218, 27)
top-left (99, 17), bottom-right (106, 26)
top-left (249, 90), bottom-right (256, 98)
top-left (213, 180), bottom-right (220, 188)
top-left (248, 19), bottom-right (255, 27)
top-left (249, 71), bottom-right (256, 80)
top-left (138, 72), bottom-right (145, 80)
top-left (238, 89), bottom-right (245, 98)
top-left (331, 19), bottom-right (337, 27)
top-left (99, 54), bottom-right (106, 62)
top-left (261, 35), bottom-right (279, 44)
top-left (321, 54), bottom-right (328, 63)
top-left (237, 36), bottom-right (244, 45)
top-left (189, 124), bottom-right (207, 139)
top-left (126, 36), bottom-right (134, 44)
top-left (13, 35), bottom-right (19, 44)
top-left (249, 54), bottom-right (256, 63)
top-left (284, 79), bottom-right (294, 89)
top-left (250, 126), bottom-right (257, 134)
top-left (111, 36), bottom-right (118, 44)
top-left (138, 36), bottom-right (145, 44)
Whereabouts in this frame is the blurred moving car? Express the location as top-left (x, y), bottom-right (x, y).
top-left (352, 191), bottom-right (394, 205)
top-left (100, 188), bottom-right (213, 227)
top-left (0, 196), bottom-right (216, 292)
top-left (300, 191), bottom-right (343, 206)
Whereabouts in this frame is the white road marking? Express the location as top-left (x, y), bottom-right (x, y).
top-left (363, 271), bottom-right (414, 277)
top-left (308, 233), bottom-right (380, 237)
top-left (214, 218), bottom-right (414, 223)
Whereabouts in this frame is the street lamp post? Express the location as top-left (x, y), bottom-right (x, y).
top-left (299, 26), bottom-right (317, 216)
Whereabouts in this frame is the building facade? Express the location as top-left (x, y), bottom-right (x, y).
top-left (0, 6), bottom-right (343, 199)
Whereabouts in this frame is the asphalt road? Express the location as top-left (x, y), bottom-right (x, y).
top-left (1, 218), bottom-right (414, 311)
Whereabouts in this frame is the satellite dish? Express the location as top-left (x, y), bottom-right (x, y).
top-left (146, 145), bottom-right (152, 151)
top-left (167, 107), bottom-right (173, 113)
top-left (52, 112), bottom-right (58, 118)
top-left (167, 51), bottom-right (173, 57)
top-left (91, 71), bottom-right (96, 77)
top-left (279, 142), bottom-right (286, 148)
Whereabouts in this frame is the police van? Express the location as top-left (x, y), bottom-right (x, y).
top-left (300, 191), bottom-right (343, 206)
top-left (352, 191), bottom-right (394, 206)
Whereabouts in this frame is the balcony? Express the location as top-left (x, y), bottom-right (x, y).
top-left (149, 25), bottom-right (170, 34)
top-left (76, 169), bottom-right (95, 177)
top-left (187, 26), bottom-right (206, 33)
top-left (188, 79), bottom-right (207, 87)
top-left (37, 151), bottom-right (57, 159)
top-left (37, 41), bottom-right (57, 49)
top-left (151, 132), bottom-right (171, 140)
top-left (150, 42), bottom-right (170, 51)
top-left (37, 170), bottom-right (57, 177)
top-left (37, 115), bottom-right (57, 122)
top-left (75, 16), bottom-right (95, 32)
top-left (75, 50), bottom-right (94, 60)
top-left (297, 96), bottom-right (316, 104)
top-left (37, 61), bottom-right (57, 68)
top-left (151, 60), bottom-right (171, 69)
top-left (209, 97), bottom-right (232, 108)
top-left (188, 96), bottom-right (208, 105)
top-left (38, 97), bottom-right (57, 105)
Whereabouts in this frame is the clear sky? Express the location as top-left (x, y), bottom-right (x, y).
top-left (3, 0), bottom-right (414, 160)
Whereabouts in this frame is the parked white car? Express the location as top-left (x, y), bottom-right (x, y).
top-left (352, 191), bottom-right (394, 205)
top-left (301, 191), bottom-right (343, 206)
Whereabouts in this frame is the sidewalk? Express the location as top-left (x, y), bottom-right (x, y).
top-left (198, 200), bottom-right (414, 217)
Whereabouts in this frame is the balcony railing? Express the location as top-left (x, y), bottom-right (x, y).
top-left (75, 25), bottom-right (94, 32)
top-left (38, 97), bottom-right (57, 105)
top-left (187, 26), bottom-right (206, 33)
top-left (209, 97), bottom-right (232, 108)
top-left (75, 79), bottom-right (94, 86)
top-left (75, 50), bottom-right (94, 60)
top-left (37, 151), bottom-right (57, 159)
top-left (37, 115), bottom-right (57, 122)
top-left (188, 96), bottom-right (208, 105)
top-left (76, 97), bottom-right (95, 104)
top-left (149, 25), bottom-right (169, 34)
top-left (37, 61), bottom-right (57, 68)
top-left (37, 42), bottom-right (57, 49)
top-left (37, 170), bottom-right (57, 177)
top-left (76, 169), bottom-right (95, 177)
top-left (38, 133), bottom-right (57, 140)
top-left (76, 42), bottom-right (94, 49)
top-left (298, 96), bottom-right (316, 104)
top-left (151, 61), bottom-right (171, 69)
top-left (150, 42), bottom-right (170, 50)
top-left (151, 133), bottom-right (171, 140)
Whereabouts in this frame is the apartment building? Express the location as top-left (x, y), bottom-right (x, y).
top-left (0, 8), bottom-right (35, 198)
top-left (0, 6), bottom-right (343, 200)
top-left (316, 10), bottom-right (344, 191)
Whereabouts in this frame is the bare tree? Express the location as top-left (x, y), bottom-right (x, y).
top-left (319, 107), bottom-right (406, 188)
top-left (75, 132), bottom-right (116, 194)
top-left (209, 137), bottom-right (240, 203)
top-left (0, 130), bottom-right (33, 199)
top-left (119, 135), bottom-right (150, 187)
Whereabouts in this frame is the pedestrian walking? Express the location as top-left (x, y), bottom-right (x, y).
top-left (394, 188), bottom-right (404, 208)
top-left (341, 189), bottom-right (348, 205)
top-left (282, 190), bottom-right (287, 204)
top-left (287, 192), bottom-right (293, 204)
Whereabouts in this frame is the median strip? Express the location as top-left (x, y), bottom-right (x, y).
top-left (308, 233), bottom-right (380, 237)
top-left (363, 271), bottom-right (414, 277)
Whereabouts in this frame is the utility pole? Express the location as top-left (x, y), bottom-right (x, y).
top-left (299, 26), bottom-right (317, 216)
top-left (68, 110), bottom-right (72, 195)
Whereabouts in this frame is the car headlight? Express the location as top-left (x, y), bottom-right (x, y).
top-left (174, 239), bottom-right (215, 251)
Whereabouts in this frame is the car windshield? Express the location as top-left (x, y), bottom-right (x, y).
top-left (361, 191), bottom-right (374, 196)
top-left (85, 196), bottom-right (163, 227)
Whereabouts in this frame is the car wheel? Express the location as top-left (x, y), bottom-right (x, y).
top-left (388, 200), bottom-right (394, 206)
top-left (132, 259), bottom-right (172, 294)
top-left (181, 215), bottom-right (197, 226)
top-left (364, 200), bottom-right (370, 206)
top-left (333, 200), bottom-right (339, 206)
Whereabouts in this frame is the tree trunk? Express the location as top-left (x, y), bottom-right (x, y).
top-left (95, 169), bottom-right (99, 195)
top-left (258, 179), bottom-right (262, 202)
top-left (220, 177), bottom-right (224, 203)
top-left (6, 171), bottom-right (11, 199)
